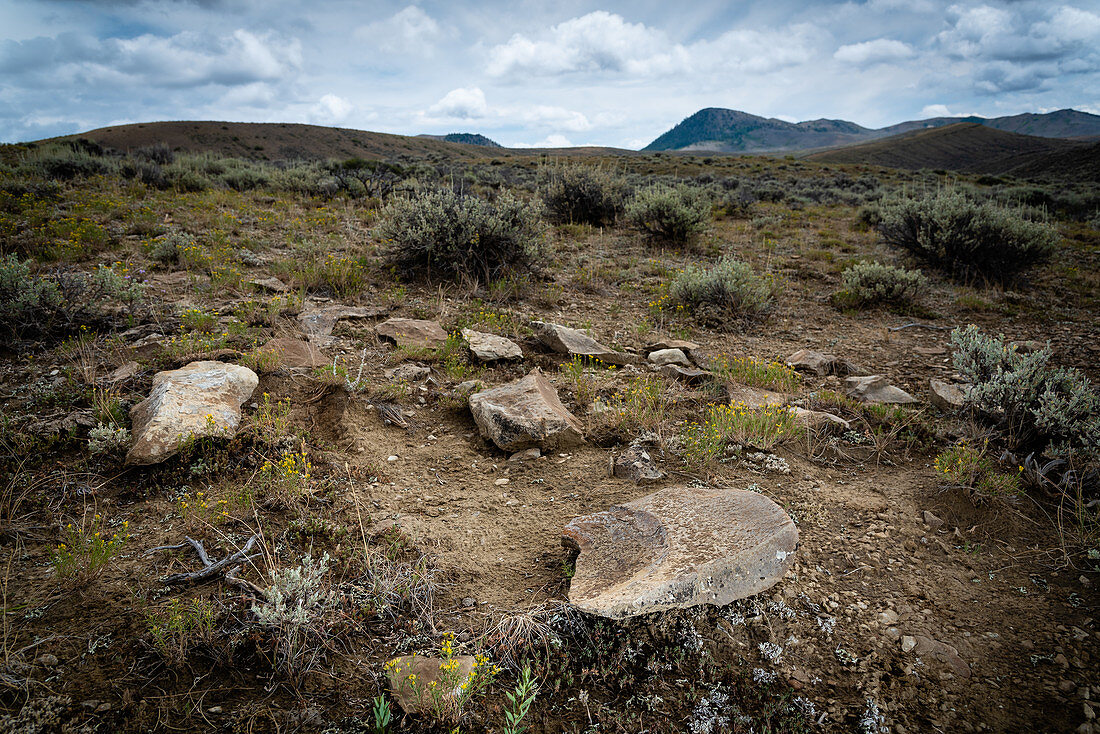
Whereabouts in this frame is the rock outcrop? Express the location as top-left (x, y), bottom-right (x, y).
top-left (127, 361), bottom-right (258, 465)
top-left (562, 485), bottom-right (798, 618)
top-left (469, 369), bottom-right (584, 452)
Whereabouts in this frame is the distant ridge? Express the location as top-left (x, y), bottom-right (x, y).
top-left (418, 133), bottom-right (502, 148)
top-left (806, 123), bottom-right (1100, 181)
top-left (644, 107), bottom-right (1100, 153)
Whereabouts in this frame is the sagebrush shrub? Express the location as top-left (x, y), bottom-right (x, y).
top-left (0, 254), bottom-right (63, 339)
top-left (835, 261), bottom-right (927, 309)
top-left (951, 325), bottom-right (1100, 460)
top-left (252, 554), bottom-right (335, 675)
top-left (878, 189), bottom-right (1058, 282)
top-left (539, 163), bottom-right (628, 226)
top-left (376, 188), bottom-right (544, 281)
top-left (670, 257), bottom-right (779, 320)
top-left (626, 183), bottom-right (711, 245)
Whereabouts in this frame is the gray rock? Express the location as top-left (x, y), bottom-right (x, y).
top-left (727, 383), bottom-right (789, 409)
top-left (376, 318), bottom-right (448, 350)
top-left (786, 349), bottom-right (864, 377)
top-left (612, 443), bottom-right (665, 484)
top-left (788, 407), bottom-right (850, 433)
top-left (1010, 340), bottom-right (1047, 355)
top-left (461, 328), bottom-right (522, 362)
top-left (658, 364), bottom-right (713, 385)
top-left (509, 448), bottom-right (541, 462)
top-left (469, 369), bottom-right (584, 452)
top-left (923, 510), bottom-right (944, 531)
top-left (454, 380), bottom-right (483, 396)
top-left (385, 364), bottom-right (431, 382)
top-left (647, 348), bottom-right (691, 368)
top-left (844, 375), bottom-right (918, 404)
top-left (249, 276), bottom-right (288, 293)
top-left (562, 485), bottom-right (798, 619)
top-left (929, 378), bottom-right (969, 411)
top-left (103, 361), bottom-right (141, 384)
top-left (645, 339), bottom-right (701, 362)
top-left (531, 321), bottom-right (639, 366)
top-left (126, 361), bottom-right (257, 465)
top-left (298, 303), bottom-right (387, 340)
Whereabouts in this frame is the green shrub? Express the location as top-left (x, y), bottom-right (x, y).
top-left (878, 189), bottom-right (1058, 282)
top-left (951, 325), bottom-right (1100, 460)
top-left (669, 257), bottom-right (780, 320)
top-left (150, 231), bottom-right (193, 264)
top-left (834, 261), bottom-right (927, 309)
top-left (539, 162), bottom-right (628, 226)
top-left (376, 188), bottom-right (544, 282)
top-left (0, 254), bottom-right (64, 339)
top-left (625, 183), bottom-right (710, 245)
top-left (934, 441), bottom-right (1022, 505)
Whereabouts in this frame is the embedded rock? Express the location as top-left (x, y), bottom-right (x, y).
top-left (659, 364), bottom-right (713, 385)
top-left (385, 654), bottom-right (476, 714)
top-left (786, 349), bottom-right (864, 377)
top-left (253, 338), bottom-right (327, 369)
top-left (385, 364), bottom-right (431, 382)
top-left (645, 339), bottom-right (700, 362)
top-left (727, 383), bottom-right (789, 409)
top-left (910, 636), bottom-right (971, 679)
top-left (377, 318), bottom-right (448, 350)
top-left (126, 361), bottom-right (258, 465)
top-left (249, 276), bottom-right (288, 293)
top-left (562, 485), bottom-right (798, 618)
top-left (844, 375), bottom-right (918, 404)
top-left (104, 361), bottom-right (141, 384)
top-left (461, 328), bottom-right (522, 362)
top-left (647, 348), bottom-right (691, 368)
top-left (788, 407), bottom-right (850, 433)
top-left (612, 437), bottom-right (665, 484)
top-left (929, 378), bottom-right (969, 411)
top-left (531, 321), bottom-right (639, 366)
top-left (298, 303), bottom-right (387, 340)
top-left (469, 369), bottom-right (584, 452)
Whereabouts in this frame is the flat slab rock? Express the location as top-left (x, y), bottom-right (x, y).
top-left (126, 361), bottom-right (258, 465)
top-left (659, 364), bottom-right (713, 385)
top-left (727, 383), bottom-right (789, 409)
top-left (469, 369), bottom-right (584, 452)
top-left (929, 378), bottom-right (969, 411)
top-left (385, 654), bottom-right (476, 714)
top-left (461, 328), bottom-right (522, 362)
top-left (377, 318), bottom-right (448, 350)
top-left (253, 338), bottom-right (327, 369)
top-left (845, 375), bottom-right (918, 404)
top-left (297, 303), bottom-right (387, 339)
top-left (786, 349), bottom-right (864, 377)
top-left (531, 321), bottom-right (639, 366)
top-left (562, 485), bottom-right (798, 619)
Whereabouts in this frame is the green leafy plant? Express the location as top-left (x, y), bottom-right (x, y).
top-left (834, 260), bottom-right (927, 309)
top-left (934, 441), bottom-right (1022, 504)
top-left (669, 257), bottom-right (780, 321)
top-left (372, 695), bottom-right (392, 733)
top-left (145, 597), bottom-right (217, 667)
top-left (503, 664), bottom-right (539, 734)
top-left (52, 514), bottom-right (131, 580)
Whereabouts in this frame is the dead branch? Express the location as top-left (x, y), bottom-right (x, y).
top-left (888, 322), bottom-right (952, 331)
top-left (146, 534), bottom-right (261, 586)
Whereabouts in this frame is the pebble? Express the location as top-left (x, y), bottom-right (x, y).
top-left (878, 609), bottom-right (899, 626)
top-left (387, 455), bottom-right (398, 462)
top-left (35, 653), bottom-right (58, 667)
top-left (901, 636), bottom-right (917, 652)
top-left (208, 707), bottom-right (223, 714)
top-left (494, 478), bottom-right (510, 486)
top-left (462, 597), bottom-right (476, 608)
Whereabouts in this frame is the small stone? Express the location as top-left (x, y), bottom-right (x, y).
top-left (901, 636), bottom-right (917, 652)
top-left (509, 448), bottom-right (541, 462)
top-left (727, 383), bottom-right (789, 409)
top-left (253, 338), bottom-right (328, 369)
top-left (494, 478), bottom-right (510, 486)
top-left (462, 597), bottom-right (476, 608)
top-left (1061, 680), bottom-right (1077, 692)
top-left (844, 375), bottom-right (918, 404)
top-left (469, 369), bottom-right (584, 452)
top-left (208, 706), bottom-right (223, 714)
top-left (658, 364), bottom-right (713, 385)
top-left (531, 321), bottom-right (639, 366)
top-left (454, 380), bottom-right (483, 396)
top-left (612, 442), bottom-right (665, 484)
top-left (104, 361), bottom-right (141, 384)
top-left (786, 349), bottom-right (864, 377)
top-left (249, 276), bottom-right (288, 293)
top-left (648, 348), bottom-right (691, 368)
top-left (35, 654), bottom-right (59, 667)
top-left (387, 455), bottom-right (399, 462)
top-left (297, 303), bottom-right (387, 340)
top-left (788, 407), bottom-right (850, 433)
top-left (923, 510), bottom-right (945, 531)
top-left (878, 609), bottom-right (899, 626)
top-left (929, 379), bottom-right (969, 411)
top-left (385, 364), bottom-right (431, 382)
top-left (1055, 653), bottom-right (1070, 668)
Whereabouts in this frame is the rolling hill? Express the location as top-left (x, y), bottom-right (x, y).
top-left (644, 107), bottom-right (1100, 153)
top-left (805, 122), bottom-right (1100, 180)
top-left (418, 133), bottom-right (503, 148)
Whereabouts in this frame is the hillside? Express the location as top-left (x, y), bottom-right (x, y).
top-left (804, 122), bottom-right (1098, 180)
top-left (418, 133), bottom-right (503, 148)
top-left (645, 107), bottom-right (1100, 153)
top-left (48, 121), bottom-right (501, 162)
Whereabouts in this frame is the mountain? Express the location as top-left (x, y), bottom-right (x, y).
top-left (805, 122), bottom-right (1100, 181)
top-left (418, 133), bottom-right (502, 148)
top-left (644, 107), bottom-right (1100, 153)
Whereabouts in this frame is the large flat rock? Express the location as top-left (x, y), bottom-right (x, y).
top-left (531, 321), bottom-right (639, 366)
top-left (126, 361), bottom-right (258, 465)
top-left (461, 328), bottom-right (522, 362)
top-left (469, 369), bottom-right (584, 452)
top-left (844, 375), bottom-right (918, 404)
top-left (377, 318), bottom-right (448, 350)
top-left (562, 486), bottom-right (798, 619)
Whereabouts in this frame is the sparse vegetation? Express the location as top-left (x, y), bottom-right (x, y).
top-left (626, 182), bottom-right (711, 245)
top-left (540, 162), bottom-right (628, 226)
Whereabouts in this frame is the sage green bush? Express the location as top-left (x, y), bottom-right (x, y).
top-left (835, 261), bottom-right (927, 309)
top-left (377, 188), bottom-right (544, 281)
top-left (670, 257), bottom-right (779, 320)
top-left (626, 183), bottom-right (710, 245)
top-left (540, 162), bottom-right (628, 226)
top-left (879, 189), bottom-right (1058, 282)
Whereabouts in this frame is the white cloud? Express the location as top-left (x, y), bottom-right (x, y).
top-left (509, 133), bottom-right (574, 148)
top-left (486, 11), bottom-right (817, 79)
top-left (834, 38), bottom-right (914, 64)
top-left (354, 6), bottom-right (442, 55)
top-left (427, 87), bottom-right (488, 119)
top-left (312, 93), bottom-right (353, 123)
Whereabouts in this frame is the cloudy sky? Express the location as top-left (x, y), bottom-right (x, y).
top-left (1, 0), bottom-right (1098, 147)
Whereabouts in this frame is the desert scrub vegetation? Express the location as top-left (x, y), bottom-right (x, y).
top-left (539, 161), bottom-right (628, 226)
top-left (934, 441), bottom-right (1023, 505)
top-left (832, 260), bottom-right (928, 310)
top-left (251, 553), bottom-right (336, 677)
top-left (376, 187), bottom-right (544, 282)
top-left (878, 189), bottom-right (1058, 282)
top-left (384, 632), bottom-right (500, 726)
top-left (669, 256), bottom-right (780, 322)
top-left (52, 514), bottom-right (131, 580)
top-left (626, 182), bottom-right (711, 245)
top-left (951, 325), bottom-right (1100, 461)
top-left (680, 403), bottom-right (801, 467)
top-left (712, 355), bottom-right (802, 392)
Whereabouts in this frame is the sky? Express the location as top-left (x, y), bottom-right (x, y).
top-left (1, 0), bottom-right (1098, 148)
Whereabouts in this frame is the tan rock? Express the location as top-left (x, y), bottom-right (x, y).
top-left (377, 318), bottom-right (448, 350)
top-left (253, 338), bottom-right (327, 369)
top-left (788, 406), bottom-right (850, 433)
top-left (844, 375), bottom-right (918, 404)
top-left (531, 321), bottom-right (640, 366)
top-left (727, 383), bottom-right (790, 409)
top-left (249, 276), bottom-right (288, 293)
top-left (929, 378), bottom-right (968, 411)
top-left (912, 635), bottom-right (971, 679)
top-left (647, 348), bottom-right (691, 368)
top-left (126, 361), bottom-right (257, 465)
top-left (461, 328), bottom-right (522, 362)
top-left (385, 654), bottom-right (476, 714)
top-left (297, 303), bottom-right (387, 340)
top-left (786, 349), bottom-right (864, 377)
top-left (562, 485), bottom-right (798, 619)
top-left (659, 364), bottom-right (713, 385)
top-left (469, 369), bottom-right (584, 452)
